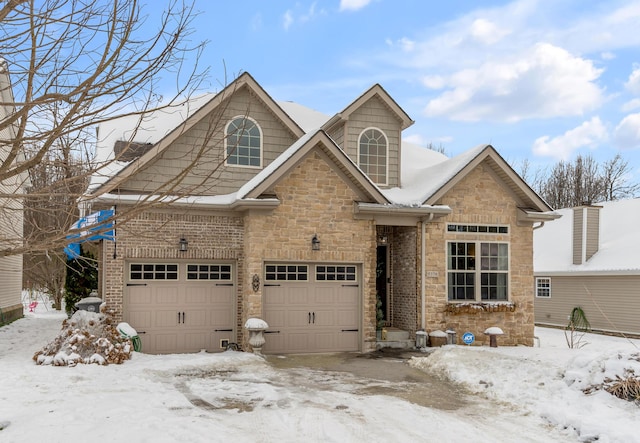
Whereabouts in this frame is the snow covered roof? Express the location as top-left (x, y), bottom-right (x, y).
top-left (534, 198), bottom-right (640, 274)
top-left (88, 74), bottom-right (550, 215)
top-left (277, 101), bottom-right (329, 132)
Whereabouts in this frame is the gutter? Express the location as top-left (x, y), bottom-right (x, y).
top-left (355, 202), bottom-right (452, 218)
top-left (84, 193), bottom-right (281, 211)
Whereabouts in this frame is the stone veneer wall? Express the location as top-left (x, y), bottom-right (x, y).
top-left (243, 150), bottom-right (378, 351)
top-left (103, 210), bottom-right (245, 336)
top-left (391, 226), bottom-right (417, 335)
top-left (422, 163), bottom-right (535, 346)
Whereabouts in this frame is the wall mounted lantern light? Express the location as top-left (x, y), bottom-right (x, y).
top-left (179, 237), bottom-right (188, 252)
top-left (311, 234), bottom-right (320, 251)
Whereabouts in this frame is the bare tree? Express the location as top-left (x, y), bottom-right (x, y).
top-left (531, 154), bottom-right (639, 209)
top-left (22, 122), bottom-right (90, 308)
top-left (601, 154), bottom-right (640, 201)
top-left (0, 0), bottom-right (208, 258)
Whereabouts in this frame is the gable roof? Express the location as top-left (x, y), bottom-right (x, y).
top-left (87, 74), bottom-right (555, 224)
top-left (384, 144), bottom-right (554, 214)
top-left (89, 72), bottom-right (304, 197)
top-left (238, 129), bottom-right (388, 204)
top-left (534, 198), bottom-right (640, 275)
top-left (322, 84), bottom-right (414, 132)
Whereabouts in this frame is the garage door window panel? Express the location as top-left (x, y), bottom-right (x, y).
top-left (130, 263), bottom-right (178, 280)
top-left (265, 264), bottom-right (308, 281)
top-left (316, 265), bottom-right (357, 281)
top-left (186, 264), bottom-right (232, 281)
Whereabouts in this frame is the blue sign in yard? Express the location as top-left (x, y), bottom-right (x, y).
top-left (462, 332), bottom-right (475, 345)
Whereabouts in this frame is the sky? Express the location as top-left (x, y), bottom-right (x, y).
top-left (2, 299), bottom-right (640, 442)
top-left (154, 0), bottom-right (640, 180)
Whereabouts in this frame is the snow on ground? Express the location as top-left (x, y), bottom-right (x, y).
top-left (1, 302), bottom-right (639, 443)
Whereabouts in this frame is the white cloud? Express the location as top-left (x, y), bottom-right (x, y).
top-left (625, 65), bottom-right (640, 95)
top-left (622, 98), bottom-right (640, 113)
top-left (282, 3), bottom-right (325, 30)
top-left (613, 113), bottom-right (640, 150)
top-left (423, 43), bottom-right (604, 122)
top-left (422, 75), bottom-right (446, 90)
top-left (469, 18), bottom-right (510, 45)
top-left (385, 37), bottom-right (416, 52)
top-left (339, 0), bottom-right (372, 12)
top-left (601, 51), bottom-right (616, 60)
top-left (532, 117), bottom-right (608, 160)
top-left (282, 10), bottom-right (293, 30)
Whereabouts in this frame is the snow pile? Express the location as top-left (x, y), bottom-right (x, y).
top-left (32, 310), bottom-right (132, 366)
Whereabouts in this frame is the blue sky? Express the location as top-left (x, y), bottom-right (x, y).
top-left (166, 0), bottom-right (640, 176)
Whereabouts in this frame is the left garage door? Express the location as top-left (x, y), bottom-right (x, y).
top-left (124, 262), bottom-right (236, 354)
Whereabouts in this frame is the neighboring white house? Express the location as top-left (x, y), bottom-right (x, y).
top-left (534, 199), bottom-right (640, 336)
top-left (0, 59), bottom-right (25, 325)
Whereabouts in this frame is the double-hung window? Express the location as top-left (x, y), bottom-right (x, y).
top-left (447, 242), bottom-right (509, 301)
top-left (535, 277), bottom-right (551, 298)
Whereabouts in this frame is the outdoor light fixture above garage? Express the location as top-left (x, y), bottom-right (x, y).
top-left (179, 237), bottom-right (188, 252)
top-left (311, 234), bottom-right (320, 251)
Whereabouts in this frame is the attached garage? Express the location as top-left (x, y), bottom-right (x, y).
top-left (262, 263), bottom-right (361, 354)
top-left (124, 261), bottom-right (236, 354)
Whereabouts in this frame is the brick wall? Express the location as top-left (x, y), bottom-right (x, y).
top-left (391, 226), bottom-right (417, 335)
top-left (103, 210), bottom-right (245, 333)
top-left (243, 151), bottom-right (378, 350)
top-left (422, 163), bottom-right (535, 346)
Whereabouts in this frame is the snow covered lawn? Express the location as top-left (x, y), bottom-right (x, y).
top-left (1, 305), bottom-right (639, 443)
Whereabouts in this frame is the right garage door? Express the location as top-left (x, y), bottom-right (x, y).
top-left (262, 263), bottom-right (360, 354)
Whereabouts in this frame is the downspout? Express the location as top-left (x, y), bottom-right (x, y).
top-left (421, 213), bottom-right (434, 330)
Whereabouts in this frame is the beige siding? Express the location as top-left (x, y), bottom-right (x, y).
top-left (327, 124), bottom-right (344, 148)
top-left (572, 208), bottom-right (583, 264)
top-left (585, 207), bottom-right (600, 260)
top-left (342, 96), bottom-right (402, 188)
top-left (534, 275), bottom-right (640, 335)
top-left (119, 87), bottom-right (298, 196)
top-left (0, 66), bottom-right (24, 322)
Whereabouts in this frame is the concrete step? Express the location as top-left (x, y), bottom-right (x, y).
top-left (375, 339), bottom-right (415, 350)
top-left (383, 328), bottom-right (409, 341)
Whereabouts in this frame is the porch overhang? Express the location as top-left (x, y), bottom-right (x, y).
top-left (517, 208), bottom-right (561, 227)
top-left (354, 202), bottom-right (451, 226)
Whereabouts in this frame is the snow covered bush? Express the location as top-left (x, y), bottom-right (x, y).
top-left (33, 309), bottom-right (133, 366)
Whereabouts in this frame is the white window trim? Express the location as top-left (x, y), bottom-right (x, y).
top-left (535, 277), bottom-right (551, 298)
top-left (357, 126), bottom-right (389, 186)
top-left (224, 115), bottom-right (263, 169)
top-left (446, 241), bottom-right (511, 302)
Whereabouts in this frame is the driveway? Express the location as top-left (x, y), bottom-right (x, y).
top-left (266, 348), bottom-right (474, 410)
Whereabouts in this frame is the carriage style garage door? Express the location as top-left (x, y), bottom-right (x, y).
top-left (124, 262), bottom-right (236, 354)
top-left (262, 263), bottom-right (360, 354)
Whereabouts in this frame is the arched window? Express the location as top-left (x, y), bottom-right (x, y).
top-left (225, 116), bottom-right (262, 167)
top-left (358, 128), bottom-right (388, 185)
